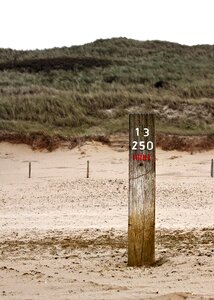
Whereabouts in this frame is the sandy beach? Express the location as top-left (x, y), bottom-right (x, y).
top-left (0, 141), bottom-right (213, 299)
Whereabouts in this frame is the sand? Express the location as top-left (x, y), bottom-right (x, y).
top-left (0, 141), bottom-right (213, 300)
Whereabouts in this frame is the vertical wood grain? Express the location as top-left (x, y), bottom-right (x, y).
top-left (128, 113), bottom-right (156, 266)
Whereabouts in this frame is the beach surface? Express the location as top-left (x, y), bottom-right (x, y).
top-left (0, 142), bottom-right (213, 299)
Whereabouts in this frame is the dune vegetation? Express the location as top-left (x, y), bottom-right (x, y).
top-left (0, 37), bottom-right (214, 141)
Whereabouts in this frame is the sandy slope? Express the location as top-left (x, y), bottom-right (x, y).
top-left (0, 142), bottom-right (214, 299)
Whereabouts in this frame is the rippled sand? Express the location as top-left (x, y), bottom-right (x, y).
top-left (0, 142), bottom-right (213, 299)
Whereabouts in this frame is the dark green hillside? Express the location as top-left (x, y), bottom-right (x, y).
top-left (0, 37), bottom-right (214, 145)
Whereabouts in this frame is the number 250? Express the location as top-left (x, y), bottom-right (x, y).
top-left (132, 141), bottom-right (153, 150)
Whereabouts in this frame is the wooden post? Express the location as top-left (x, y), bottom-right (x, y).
top-left (87, 160), bottom-right (89, 178)
top-left (128, 113), bottom-right (156, 266)
top-left (29, 162), bottom-right (31, 178)
top-left (211, 159), bottom-right (214, 178)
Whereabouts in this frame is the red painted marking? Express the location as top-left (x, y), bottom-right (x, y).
top-left (133, 154), bottom-right (151, 161)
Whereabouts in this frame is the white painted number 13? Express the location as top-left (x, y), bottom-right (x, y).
top-left (136, 127), bottom-right (149, 137)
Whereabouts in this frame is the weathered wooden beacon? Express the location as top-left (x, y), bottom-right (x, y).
top-left (128, 113), bottom-right (156, 266)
